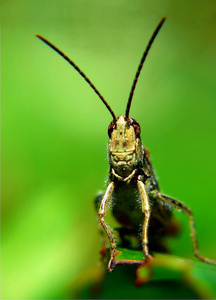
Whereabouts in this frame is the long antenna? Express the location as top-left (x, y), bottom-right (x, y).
top-left (125, 17), bottom-right (166, 118)
top-left (36, 35), bottom-right (116, 120)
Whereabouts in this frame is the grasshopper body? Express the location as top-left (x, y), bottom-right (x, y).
top-left (96, 114), bottom-right (176, 270)
top-left (36, 17), bottom-right (216, 272)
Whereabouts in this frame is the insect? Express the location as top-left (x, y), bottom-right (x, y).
top-left (36, 17), bottom-right (216, 272)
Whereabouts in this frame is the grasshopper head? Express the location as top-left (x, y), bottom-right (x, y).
top-left (108, 115), bottom-right (143, 178)
top-left (108, 115), bottom-right (140, 141)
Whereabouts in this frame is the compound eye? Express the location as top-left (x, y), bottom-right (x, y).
top-left (130, 118), bottom-right (141, 137)
top-left (133, 123), bottom-right (140, 136)
top-left (108, 120), bottom-right (116, 138)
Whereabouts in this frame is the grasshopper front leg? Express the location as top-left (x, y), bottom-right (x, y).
top-left (98, 181), bottom-right (116, 271)
top-left (137, 177), bottom-right (152, 262)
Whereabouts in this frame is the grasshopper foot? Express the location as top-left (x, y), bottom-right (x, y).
top-left (144, 253), bottom-right (154, 266)
top-left (108, 248), bottom-right (117, 272)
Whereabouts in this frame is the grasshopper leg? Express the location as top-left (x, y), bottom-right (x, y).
top-left (98, 181), bottom-right (116, 271)
top-left (137, 178), bottom-right (152, 262)
top-left (95, 192), bottom-right (107, 249)
top-left (151, 191), bottom-right (216, 265)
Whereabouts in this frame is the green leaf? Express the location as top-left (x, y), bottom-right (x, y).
top-left (75, 249), bottom-right (216, 299)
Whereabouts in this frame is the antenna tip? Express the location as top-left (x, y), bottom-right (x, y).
top-left (35, 35), bottom-right (47, 44)
top-left (160, 17), bottom-right (167, 24)
top-left (35, 34), bottom-right (46, 41)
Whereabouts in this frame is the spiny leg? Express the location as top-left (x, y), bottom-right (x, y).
top-left (98, 181), bottom-right (116, 271)
top-left (95, 192), bottom-right (107, 249)
top-left (137, 177), bottom-right (152, 262)
top-left (151, 191), bottom-right (216, 265)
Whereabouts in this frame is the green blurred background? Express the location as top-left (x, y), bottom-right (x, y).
top-left (1, 0), bottom-right (216, 299)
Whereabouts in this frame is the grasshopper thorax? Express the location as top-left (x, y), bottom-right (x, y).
top-left (108, 115), bottom-right (143, 179)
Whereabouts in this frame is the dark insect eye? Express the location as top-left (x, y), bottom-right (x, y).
top-left (130, 118), bottom-right (141, 137)
top-left (108, 120), bottom-right (115, 138)
top-left (133, 124), bottom-right (140, 136)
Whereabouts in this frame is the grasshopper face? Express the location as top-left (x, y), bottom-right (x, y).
top-left (108, 115), bottom-right (143, 178)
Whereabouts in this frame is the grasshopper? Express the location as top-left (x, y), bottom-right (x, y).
top-left (36, 17), bottom-right (216, 272)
